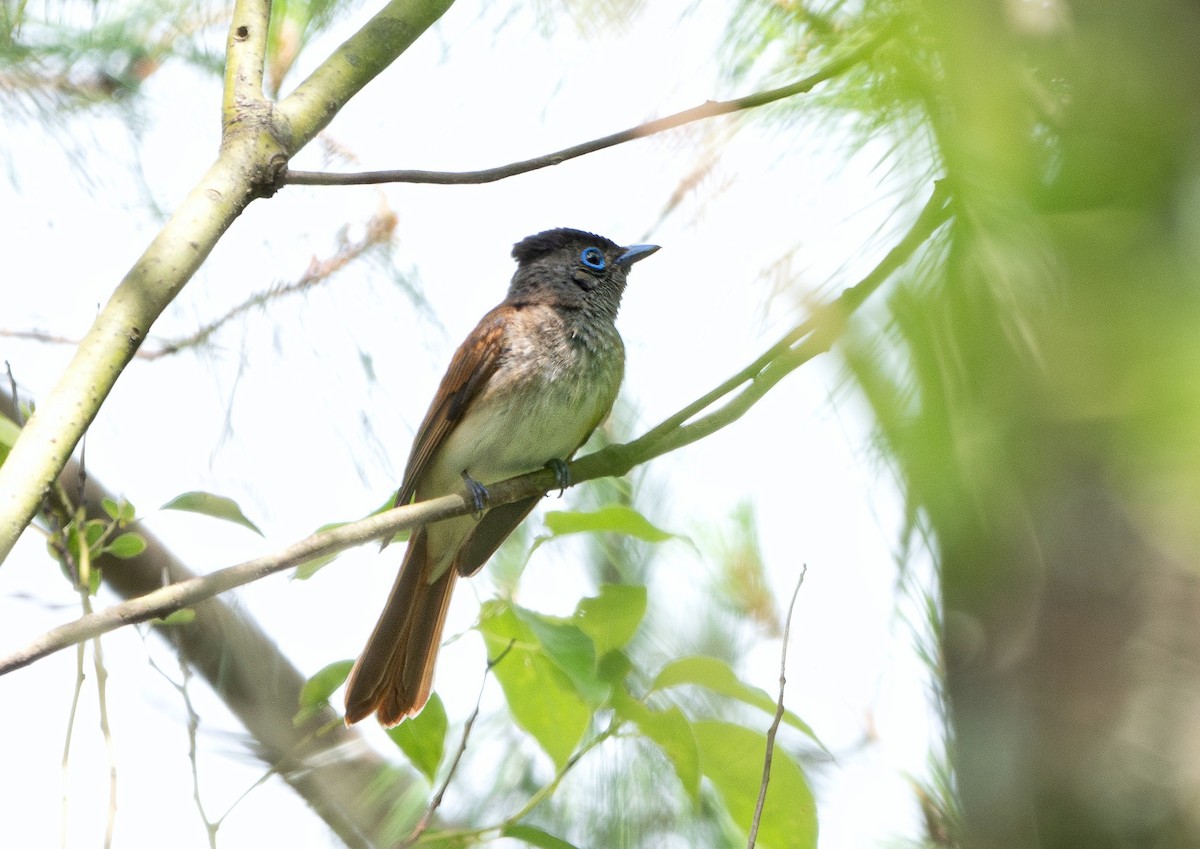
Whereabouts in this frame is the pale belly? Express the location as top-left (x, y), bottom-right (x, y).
top-left (417, 335), bottom-right (622, 574)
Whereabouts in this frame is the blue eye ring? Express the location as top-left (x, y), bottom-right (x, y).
top-left (580, 247), bottom-right (606, 271)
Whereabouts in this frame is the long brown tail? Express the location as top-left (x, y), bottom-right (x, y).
top-left (344, 529), bottom-right (457, 726)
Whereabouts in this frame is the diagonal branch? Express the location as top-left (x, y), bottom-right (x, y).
top-left (0, 181), bottom-right (952, 676)
top-left (282, 28), bottom-right (892, 187)
top-left (0, 389), bottom-right (399, 849)
top-left (275, 0), bottom-right (455, 143)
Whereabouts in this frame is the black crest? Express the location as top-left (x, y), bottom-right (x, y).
top-left (512, 228), bottom-right (619, 264)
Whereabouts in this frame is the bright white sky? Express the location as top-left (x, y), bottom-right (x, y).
top-left (0, 2), bottom-right (938, 847)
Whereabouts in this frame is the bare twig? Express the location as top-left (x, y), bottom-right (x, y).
top-left (432, 718), bottom-right (622, 846)
top-left (492, 720), bottom-right (619, 836)
top-left (402, 639), bottom-right (517, 846)
top-left (0, 182), bottom-right (952, 674)
top-left (747, 566), bottom-right (807, 849)
top-left (142, 205), bottom-right (397, 359)
top-left (147, 647), bottom-right (219, 847)
top-left (88, 606), bottom-right (118, 849)
top-left (283, 30), bottom-right (890, 187)
top-left (2, 205), bottom-right (398, 361)
top-left (1, 329), bottom-right (83, 348)
top-left (60, 634), bottom-right (87, 849)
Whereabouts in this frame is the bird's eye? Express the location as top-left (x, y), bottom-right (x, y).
top-left (580, 247), bottom-right (606, 271)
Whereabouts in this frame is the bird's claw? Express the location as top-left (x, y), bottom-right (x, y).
top-left (462, 470), bottom-right (489, 518)
top-left (545, 458), bottom-right (570, 498)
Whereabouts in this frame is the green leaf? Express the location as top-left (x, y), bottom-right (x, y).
top-left (652, 656), bottom-right (821, 745)
top-left (611, 688), bottom-right (700, 802)
top-left (101, 497), bottom-right (121, 521)
top-left (161, 491), bottom-right (263, 536)
top-left (478, 601), bottom-right (592, 768)
top-left (543, 505), bottom-right (677, 543)
top-left (293, 521), bottom-right (349, 579)
top-left (294, 660), bottom-right (354, 727)
top-left (597, 649), bottom-right (633, 685)
top-left (573, 583), bottom-right (647, 655)
top-left (295, 495), bottom-right (412, 579)
top-left (0, 413), bottom-right (20, 465)
top-left (512, 607), bottom-right (607, 705)
top-left (84, 519), bottom-right (106, 550)
top-left (103, 497), bottom-right (136, 523)
top-left (153, 608), bottom-right (196, 626)
top-left (0, 413), bottom-right (20, 447)
top-left (501, 823), bottom-right (582, 849)
top-left (385, 693), bottom-right (448, 783)
top-left (104, 532), bottom-right (146, 559)
top-left (371, 492), bottom-right (411, 547)
top-left (693, 720), bottom-right (817, 849)
top-left (299, 660), bottom-right (354, 709)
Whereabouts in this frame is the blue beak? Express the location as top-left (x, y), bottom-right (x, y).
top-left (615, 243), bottom-right (661, 268)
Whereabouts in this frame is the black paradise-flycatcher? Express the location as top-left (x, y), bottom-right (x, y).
top-left (344, 228), bottom-right (660, 726)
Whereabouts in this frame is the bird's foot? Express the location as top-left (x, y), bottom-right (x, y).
top-left (545, 458), bottom-right (570, 498)
top-left (461, 470), bottom-right (489, 518)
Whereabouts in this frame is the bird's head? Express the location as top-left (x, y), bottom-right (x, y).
top-left (507, 228), bottom-right (660, 317)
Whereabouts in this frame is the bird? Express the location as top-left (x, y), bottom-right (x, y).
top-left (344, 228), bottom-right (660, 726)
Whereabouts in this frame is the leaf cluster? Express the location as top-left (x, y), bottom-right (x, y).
top-left (301, 578), bottom-right (819, 849)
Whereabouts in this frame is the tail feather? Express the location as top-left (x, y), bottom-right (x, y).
top-left (344, 529), bottom-right (457, 726)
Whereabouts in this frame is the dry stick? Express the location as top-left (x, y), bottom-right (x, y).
top-left (0, 183), bottom-right (951, 677)
top-left (283, 30), bottom-right (891, 188)
top-left (747, 566), bottom-right (808, 849)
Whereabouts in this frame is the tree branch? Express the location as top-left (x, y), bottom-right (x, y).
top-left (0, 0), bottom-right (453, 566)
top-left (275, 0), bottom-right (455, 144)
top-left (282, 28), bottom-right (891, 187)
top-left (0, 389), bottom-right (402, 849)
top-left (0, 181), bottom-right (952, 675)
top-left (1, 205), bottom-right (398, 361)
top-left (144, 204), bottom-right (398, 359)
top-left (222, 0), bottom-right (271, 121)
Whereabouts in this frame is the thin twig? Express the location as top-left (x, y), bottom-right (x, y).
top-left (426, 719), bottom-right (621, 846)
top-left (402, 639), bottom-right (516, 847)
top-left (2, 207), bottom-right (397, 361)
top-left (179, 656), bottom-right (219, 848)
top-left (143, 207), bottom-right (396, 359)
top-left (0, 183), bottom-right (952, 674)
top-left (148, 644), bottom-right (219, 847)
top-left (747, 566), bottom-right (807, 849)
top-left (1, 330), bottom-right (83, 349)
top-left (88, 608), bottom-right (118, 849)
top-left (498, 722), bottom-right (618, 827)
top-left (283, 30), bottom-right (890, 187)
top-left (61, 631), bottom-right (87, 849)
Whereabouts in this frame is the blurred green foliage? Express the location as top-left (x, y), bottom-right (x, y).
top-left (726, 0), bottom-right (1200, 846)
